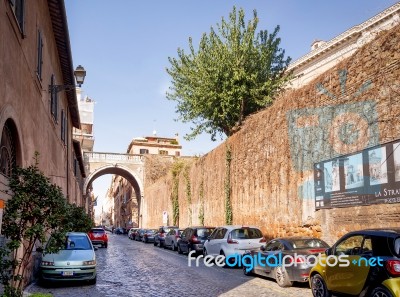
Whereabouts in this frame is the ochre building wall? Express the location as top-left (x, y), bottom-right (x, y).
top-left (143, 24), bottom-right (400, 245)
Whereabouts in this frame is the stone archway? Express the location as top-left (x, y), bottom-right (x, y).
top-left (84, 164), bottom-right (143, 228)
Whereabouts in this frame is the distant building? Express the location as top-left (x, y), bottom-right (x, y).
top-left (288, 2), bottom-right (400, 88)
top-left (73, 90), bottom-right (95, 152)
top-left (127, 133), bottom-right (182, 156)
top-left (73, 90), bottom-right (95, 214)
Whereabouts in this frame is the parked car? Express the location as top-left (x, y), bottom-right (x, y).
top-left (88, 227), bottom-right (108, 248)
top-left (135, 229), bottom-right (145, 241)
top-left (310, 228), bottom-right (400, 297)
top-left (178, 226), bottom-right (215, 255)
top-left (128, 228), bottom-right (139, 240)
top-left (154, 226), bottom-right (178, 247)
top-left (243, 236), bottom-right (329, 287)
top-left (204, 225), bottom-right (265, 260)
top-left (39, 232), bottom-right (97, 284)
top-left (142, 229), bottom-right (157, 243)
top-left (114, 227), bottom-right (125, 235)
top-left (164, 228), bottom-right (183, 251)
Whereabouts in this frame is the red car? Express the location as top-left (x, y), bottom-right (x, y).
top-left (88, 227), bottom-right (108, 248)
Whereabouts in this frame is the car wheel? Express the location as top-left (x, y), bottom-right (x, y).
top-left (171, 242), bottom-right (175, 251)
top-left (203, 248), bottom-right (207, 256)
top-left (220, 251), bottom-right (228, 268)
top-left (104, 242), bottom-right (108, 248)
top-left (154, 241), bottom-right (157, 246)
top-left (369, 286), bottom-right (394, 297)
top-left (275, 266), bottom-right (293, 287)
top-left (311, 274), bottom-right (331, 297)
top-left (178, 243), bottom-right (183, 254)
top-left (88, 276), bottom-right (97, 285)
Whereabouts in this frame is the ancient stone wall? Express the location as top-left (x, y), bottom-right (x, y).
top-left (143, 24), bottom-right (400, 245)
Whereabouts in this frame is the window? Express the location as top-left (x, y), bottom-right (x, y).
top-left (159, 150), bottom-right (168, 155)
top-left (9, 0), bottom-right (25, 33)
top-left (61, 110), bottom-right (66, 144)
top-left (139, 149), bottom-right (149, 154)
top-left (175, 151), bottom-right (180, 156)
top-left (0, 120), bottom-right (17, 177)
top-left (335, 235), bottom-right (363, 256)
top-left (50, 75), bottom-right (58, 121)
top-left (36, 30), bottom-right (43, 80)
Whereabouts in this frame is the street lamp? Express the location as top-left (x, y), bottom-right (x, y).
top-left (48, 65), bottom-right (86, 93)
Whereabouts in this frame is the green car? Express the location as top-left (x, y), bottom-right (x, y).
top-left (39, 232), bottom-right (97, 284)
top-left (310, 228), bottom-right (400, 297)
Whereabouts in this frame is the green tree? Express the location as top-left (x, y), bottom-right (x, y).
top-left (0, 161), bottom-right (93, 296)
top-left (166, 6), bottom-right (291, 141)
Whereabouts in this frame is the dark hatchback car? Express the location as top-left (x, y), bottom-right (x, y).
top-left (178, 226), bottom-right (215, 255)
top-left (154, 226), bottom-right (178, 247)
top-left (142, 229), bottom-right (157, 243)
top-left (310, 228), bottom-right (400, 297)
top-left (244, 237), bottom-right (329, 287)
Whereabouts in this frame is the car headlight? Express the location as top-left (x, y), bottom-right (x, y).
top-left (41, 261), bottom-right (54, 266)
top-left (83, 260), bottom-right (96, 265)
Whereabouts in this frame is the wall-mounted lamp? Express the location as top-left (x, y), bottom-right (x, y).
top-left (48, 65), bottom-right (86, 93)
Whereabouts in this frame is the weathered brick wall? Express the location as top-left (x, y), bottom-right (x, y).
top-left (143, 24), bottom-right (400, 245)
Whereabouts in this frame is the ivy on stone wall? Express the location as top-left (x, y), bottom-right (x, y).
top-left (184, 165), bottom-right (192, 226)
top-left (225, 144), bottom-right (233, 224)
top-left (198, 179), bottom-right (205, 226)
top-left (171, 160), bottom-right (184, 226)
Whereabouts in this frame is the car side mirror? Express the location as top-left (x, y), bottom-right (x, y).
top-left (325, 248), bottom-right (332, 256)
top-left (260, 245), bottom-right (266, 251)
top-left (36, 246), bottom-right (44, 253)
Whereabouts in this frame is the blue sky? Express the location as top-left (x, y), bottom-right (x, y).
top-left (64, 0), bottom-right (399, 214)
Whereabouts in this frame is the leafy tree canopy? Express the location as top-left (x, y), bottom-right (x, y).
top-left (166, 6), bottom-right (292, 141)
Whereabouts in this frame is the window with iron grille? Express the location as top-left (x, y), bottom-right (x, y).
top-left (36, 30), bottom-right (43, 80)
top-left (139, 149), bottom-right (149, 154)
top-left (50, 75), bottom-right (58, 122)
top-left (9, 0), bottom-right (25, 34)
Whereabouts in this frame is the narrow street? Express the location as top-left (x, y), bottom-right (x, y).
top-left (25, 233), bottom-right (313, 297)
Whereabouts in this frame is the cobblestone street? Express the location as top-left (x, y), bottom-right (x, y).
top-left (25, 233), bottom-right (314, 297)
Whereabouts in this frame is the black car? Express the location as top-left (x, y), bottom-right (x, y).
top-left (154, 226), bottom-right (178, 247)
top-left (244, 237), bottom-right (329, 287)
top-left (177, 226), bottom-right (215, 255)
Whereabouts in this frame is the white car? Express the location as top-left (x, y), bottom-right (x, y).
top-left (203, 225), bottom-right (265, 259)
top-left (39, 232), bottom-right (97, 284)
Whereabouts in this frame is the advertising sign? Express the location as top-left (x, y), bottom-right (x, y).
top-left (314, 140), bottom-right (400, 209)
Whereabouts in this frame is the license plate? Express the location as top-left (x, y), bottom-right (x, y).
top-left (62, 271), bottom-right (74, 276)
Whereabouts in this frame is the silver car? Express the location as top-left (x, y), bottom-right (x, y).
top-left (40, 232), bottom-right (97, 284)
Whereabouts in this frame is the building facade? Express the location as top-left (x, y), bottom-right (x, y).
top-left (0, 0), bottom-right (86, 236)
top-left (288, 2), bottom-right (400, 88)
top-left (73, 89), bottom-right (95, 214)
top-left (127, 134), bottom-right (182, 156)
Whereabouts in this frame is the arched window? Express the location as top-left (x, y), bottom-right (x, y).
top-left (0, 120), bottom-right (17, 177)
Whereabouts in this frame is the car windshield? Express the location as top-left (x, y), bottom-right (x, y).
top-left (231, 228), bottom-right (262, 239)
top-left (91, 229), bottom-right (105, 233)
top-left (64, 235), bottom-right (92, 250)
top-left (289, 239), bottom-right (329, 250)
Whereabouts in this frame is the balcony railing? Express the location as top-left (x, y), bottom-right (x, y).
top-left (84, 152), bottom-right (144, 164)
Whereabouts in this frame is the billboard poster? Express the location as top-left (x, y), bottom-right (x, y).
top-left (314, 139), bottom-right (400, 209)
